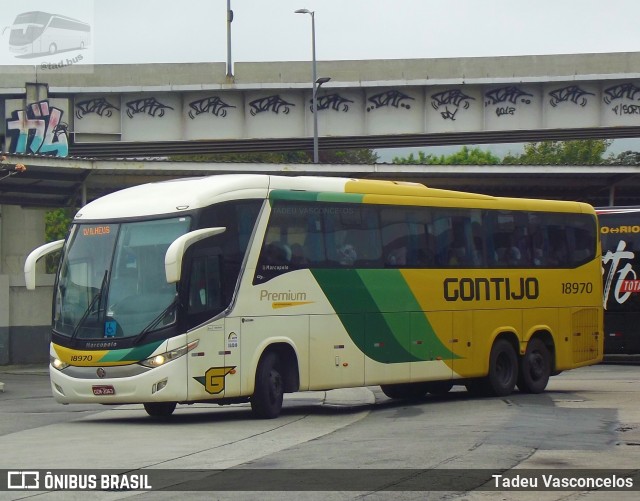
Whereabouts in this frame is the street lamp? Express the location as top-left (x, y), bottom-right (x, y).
top-left (295, 8), bottom-right (325, 163)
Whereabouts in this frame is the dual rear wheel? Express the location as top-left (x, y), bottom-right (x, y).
top-left (467, 337), bottom-right (551, 397)
top-left (381, 338), bottom-right (551, 401)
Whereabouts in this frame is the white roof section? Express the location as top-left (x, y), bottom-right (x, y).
top-left (76, 174), bottom-right (269, 220)
top-left (74, 174), bottom-right (354, 220)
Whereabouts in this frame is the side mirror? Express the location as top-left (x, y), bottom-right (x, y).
top-left (165, 227), bottom-right (226, 283)
top-left (24, 239), bottom-right (65, 290)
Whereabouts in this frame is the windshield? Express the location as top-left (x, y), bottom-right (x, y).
top-left (54, 217), bottom-right (191, 339)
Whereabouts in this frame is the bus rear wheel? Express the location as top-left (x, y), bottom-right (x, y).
top-left (251, 352), bottom-right (284, 419)
top-left (143, 401), bottom-right (176, 417)
top-left (486, 339), bottom-right (518, 396)
top-left (467, 339), bottom-right (518, 397)
top-left (517, 338), bottom-right (551, 394)
top-left (380, 383), bottom-right (428, 399)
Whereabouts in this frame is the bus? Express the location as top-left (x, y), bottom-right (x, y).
top-left (24, 175), bottom-right (603, 419)
top-left (597, 206), bottom-right (640, 354)
top-left (7, 11), bottom-right (90, 57)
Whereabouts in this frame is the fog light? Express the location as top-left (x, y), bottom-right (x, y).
top-left (54, 383), bottom-right (65, 396)
top-left (152, 378), bottom-right (168, 394)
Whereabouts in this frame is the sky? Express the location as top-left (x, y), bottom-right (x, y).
top-left (1, 0), bottom-right (639, 158)
top-left (2, 0), bottom-right (640, 65)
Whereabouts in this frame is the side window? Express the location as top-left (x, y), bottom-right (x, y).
top-left (255, 202), bottom-right (383, 283)
top-left (432, 208), bottom-right (480, 267)
top-left (187, 254), bottom-right (222, 314)
top-left (485, 211), bottom-right (534, 268)
top-left (257, 202), bottom-right (325, 282)
top-left (483, 210), bottom-right (596, 269)
top-left (380, 207), bottom-right (435, 267)
top-left (324, 205), bottom-right (382, 267)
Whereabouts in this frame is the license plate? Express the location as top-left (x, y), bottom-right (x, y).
top-left (92, 385), bottom-right (115, 396)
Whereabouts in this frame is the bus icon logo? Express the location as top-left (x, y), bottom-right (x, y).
top-left (7, 471), bottom-right (40, 489)
top-left (4, 11), bottom-right (90, 59)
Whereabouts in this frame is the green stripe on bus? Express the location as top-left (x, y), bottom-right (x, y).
top-left (312, 269), bottom-right (456, 363)
top-left (98, 340), bottom-right (164, 362)
top-left (356, 269), bottom-right (459, 361)
top-left (269, 190), bottom-right (364, 204)
top-left (317, 193), bottom-right (364, 203)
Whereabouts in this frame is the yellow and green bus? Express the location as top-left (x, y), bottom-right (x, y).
top-left (25, 175), bottom-right (603, 418)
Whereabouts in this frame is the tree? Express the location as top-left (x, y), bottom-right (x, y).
top-left (45, 208), bottom-right (74, 272)
top-left (608, 150), bottom-right (640, 165)
top-left (392, 146), bottom-right (501, 165)
top-left (502, 139), bottom-right (612, 165)
top-left (170, 149), bottom-right (379, 164)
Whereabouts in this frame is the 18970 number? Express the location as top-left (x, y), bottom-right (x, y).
top-left (561, 282), bottom-right (593, 294)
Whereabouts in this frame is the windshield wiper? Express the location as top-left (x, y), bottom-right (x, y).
top-left (132, 295), bottom-right (179, 346)
top-left (70, 270), bottom-right (109, 340)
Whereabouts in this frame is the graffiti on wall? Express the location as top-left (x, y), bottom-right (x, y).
top-left (125, 97), bottom-right (174, 118)
top-left (484, 86), bottom-right (533, 117)
top-left (188, 96), bottom-right (236, 119)
top-left (366, 90), bottom-right (414, 112)
top-left (311, 93), bottom-right (354, 113)
top-left (249, 95), bottom-right (295, 116)
top-left (431, 89), bottom-right (475, 121)
top-left (604, 82), bottom-right (640, 116)
top-left (6, 100), bottom-right (69, 157)
top-left (75, 98), bottom-right (120, 119)
top-left (548, 85), bottom-right (595, 107)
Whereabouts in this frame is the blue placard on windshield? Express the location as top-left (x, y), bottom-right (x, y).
top-left (104, 321), bottom-right (117, 338)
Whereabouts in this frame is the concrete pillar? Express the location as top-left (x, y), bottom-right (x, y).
top-left (25, 82), bottom-right (49, 103)
top-left (0, 205), bottom-right (53, 365)
top-left (1, 205), bottom-right (49, 274)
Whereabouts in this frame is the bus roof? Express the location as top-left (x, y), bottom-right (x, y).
top-left (74, 174), bottom-right (594, 221)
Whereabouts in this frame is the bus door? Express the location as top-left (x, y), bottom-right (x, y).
top-left (186, 319), bottom-right (227, 401)
top-left (184, 250), bottom-right (230, 401)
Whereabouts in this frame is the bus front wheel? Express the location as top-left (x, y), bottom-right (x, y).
top-left (143, 401), bottom-right (176, 418)
top-left (517, 338), bottom-right (551, 394)
top-left (251, 352), bottom-right (284, 419)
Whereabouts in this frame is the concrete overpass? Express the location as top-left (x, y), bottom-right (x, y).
top-left (2, 52), bottom-right (640, 157)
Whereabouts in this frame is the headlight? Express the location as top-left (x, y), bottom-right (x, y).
top-left (139, 340), bottom-right (199, 368)
top-left (50, 356), bottom-right (69, 371)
